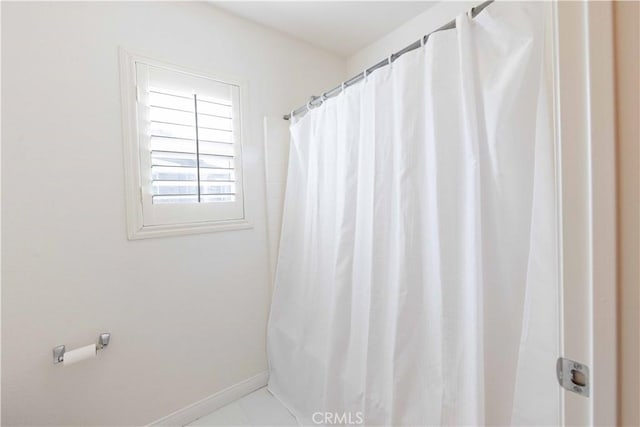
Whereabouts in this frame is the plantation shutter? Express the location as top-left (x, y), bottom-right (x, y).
top-left (135, 62), bottom-right (245, 226)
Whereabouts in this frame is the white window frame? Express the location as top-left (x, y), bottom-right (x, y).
top-left (119, 48), bottom-right (252, 239)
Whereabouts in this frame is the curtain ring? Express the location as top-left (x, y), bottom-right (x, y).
top-left (363, 68), bottom-right (368, 81)
top-left (420, 36), bottom-right (425, 47)
top-left (341, 81), bottom-right (346, 94)
top-left (388, 54), bottom-right (393, 66)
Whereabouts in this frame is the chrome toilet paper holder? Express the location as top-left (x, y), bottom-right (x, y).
top-left (53, 333), bottom-right (111, 364)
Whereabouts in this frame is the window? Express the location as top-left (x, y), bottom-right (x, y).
top-left (120, 50), bottom-right (249, 239)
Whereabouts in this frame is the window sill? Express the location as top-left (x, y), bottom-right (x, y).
top-left (127, 218), bottom-right (253, 240)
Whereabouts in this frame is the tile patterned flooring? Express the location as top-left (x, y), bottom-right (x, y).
top-left (187, 387), bottom-right (298, 426)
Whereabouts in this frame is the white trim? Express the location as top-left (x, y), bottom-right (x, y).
top-left (120, 47), bottom-right (144, 239)
top-left (130, 218), bottom-right (253, 240)
top-left (553, 2), bottom-right (617, 425)
top-left (119, 47), bottom-right (253, 240)
top-left (148, 370), bottom-right (269, 426)
top-left (584, 2), bottom-right (617, 425)
top-left (549, 2), bottom-right (565, 424)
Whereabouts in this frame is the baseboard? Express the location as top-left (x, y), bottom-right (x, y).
top-left (148, 370), bottom-right (269, 426)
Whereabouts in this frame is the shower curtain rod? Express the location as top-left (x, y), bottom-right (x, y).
top-left (283, 0), bottom-right (494, 121)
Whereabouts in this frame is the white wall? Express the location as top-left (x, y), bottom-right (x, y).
top-left (614, 1), bottom-right (640, 424)
top-left (347, 1), bottom-right (475, 75)
top-left (0, 2), bottom-right (344, 425)
top-left (262, 117), bottom-right (290, 289)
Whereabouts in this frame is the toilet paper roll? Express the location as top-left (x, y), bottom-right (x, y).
top-left (63, 344), bottom-right (96, 366)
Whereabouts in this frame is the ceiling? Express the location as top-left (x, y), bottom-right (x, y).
top-left (210, 2), bottom-right (436, 58)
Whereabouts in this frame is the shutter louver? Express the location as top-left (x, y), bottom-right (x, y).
top-left (148, 88), bottom-right (236, 205)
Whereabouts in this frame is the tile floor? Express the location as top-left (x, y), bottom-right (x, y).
top-left (187, 387), bottom-right (298, 426)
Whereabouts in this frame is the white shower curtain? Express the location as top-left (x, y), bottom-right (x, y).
top-left (268, 3), bottom-right (559, 426)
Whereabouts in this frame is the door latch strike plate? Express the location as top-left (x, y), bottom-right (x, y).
top-left (557, 357), bottom-right (590, 397)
